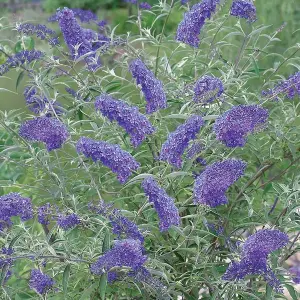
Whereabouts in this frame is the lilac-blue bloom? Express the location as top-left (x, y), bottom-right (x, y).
top-left (49, 8), bottom-right (98, 23)
top-left (90, 239), bottom-right (147, 275)
top-left (95, 94), bottom-right (155, 147)
top-left (230, 0), bottom-right (257, 22)
top-left (142, 176), bottom-right (180, 232)
top-left (139, 2), bottom-right (152, 10)
top-left (16, 23), bottom-right (59, 46)
top-left (262, 71), bottom-right (300, 101)
top-left (19, 117), bottom-right (69, 151)
top-left (76, 137), bottom-right (140, 184)
top-left (0, 193), bottom-right (33, 231)
top-left (186, 141), bottom-right (203, 159)
top-left (160, 115), bottom-right (204, 168)
top-left (193, 75), bottom-right (224, 103)
top-left (129, 59), bottom-right (167, 114)
top-left (176, 0), bottom-right (220, 47)
top-left (37, 203), bottom-right (52, 225)
top-left (223, 229), bottom-right (289, 292)
top-left (193, 159), bottom-right (246, 207)
top-left (213, 105), bottom-right (269, 147)
top-left (290, 264), bottom-right (300, 284)
top-left (29, 269), bottom-right (55, 295)
top-left (57, 213), bottom-right (80, 230)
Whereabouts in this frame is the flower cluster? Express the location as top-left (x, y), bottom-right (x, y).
top-left (48, 8), bottom-right (98, 23)
top-left (90, 239), bottom-right (147, 275)
top-left (176, 0), bottom-right (220, 47)
top-left (29, 269), bottom-right (55, 295)
top-left (142, 176), bottom-right (180, 232)
top-left (129, 59), bottom-right (167, 114)
top-left (290, 264), bottom-right (300, 284)
top-left (95, 94), bottom-right (155, 147)
top-left (230, 0), bottom-right (257, 22)
top-left (37, 203), bottom-right (53, 225)
top-left (76, 137), bottom-right (140, 183)
top-left (19, 117), bottom-right (69, 151)
top-left (0, 193), bottom-right (33, 231)
top-left (57, 213), bottom-right (80, 230)
top-left (223, 229), bottom-right (289, 291)
top-left (24, 86), bottom-right (63, 115)
top-left (193, 159), bottom-right (246, 207)
top-left (262, 71), bottom-right (300, 101)
top-left (160, 115), bottom-right (204, 168)
top-left (0, 50), bottom-right (44, 76)
top-left (0, 247), bottom-right (14, 282)
top-left (193, 75), bottom-right (224, 103)
top-left (139, 2), bottom-right (152, 10)
top-left (16, 23), bottom-right (59, 46)
top-left (213, 105), bottom-right (269, 147)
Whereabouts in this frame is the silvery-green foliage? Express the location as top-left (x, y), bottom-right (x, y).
top-left (0, 0), bottom-right (300, 299)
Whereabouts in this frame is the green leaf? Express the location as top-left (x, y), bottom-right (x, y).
top-left (165, 171), bottom-right (192, 179)
top-left (79, 282), bottom-right (98, 300)
top-left (251, 56), bottom-right (260, 77)
top-left (102, 229), bottom-right (110, 253)
top-left (99, 274), bottom-right (107, 300)
top-left (285, 284), bottom-right (299, 300)
top-left (63, 264), bottom-right (71, 299)
top-left (16, 71), bottom-right (24, 91)
top-left (15, 36), bottom-right (35, 53)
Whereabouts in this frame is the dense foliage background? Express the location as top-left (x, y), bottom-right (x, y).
top-left (0, 0), bottom-right (300, 299)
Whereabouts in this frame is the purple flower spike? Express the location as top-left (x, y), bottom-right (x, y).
top-left (76, 137), bottom-right (140, 184)
top-left (176, 0), bottom-right (220, 48)
top-left (29, 269), bottom-right (55, 295)
top-left (193, 75), bottom-right (224, 103)
top-left (37, 203), bottom-right (52, 225)
top-left (90, 239), bottom-right (147, 275)
top-left (139, 2), bottom-right (152, 10)
top-left (223, 229), bottom-right (289, 292)
top-left (0, 193), bottom-right (33, 231)
top-left (142, 176), bottom-right (180, 232)
top-left (213, 105), bottom-right (269, 148)
top-left (262, 71), bottom-right (300, 101)
top-left (95, 94), bottom-right (155, 147)
top-left (57, 213), bottom-right (80, 230)
top-left (129, 59), bottom-right (167, 114)
top-left (290, 264), bottom-right (300, 284)
top-left (160, 115), bottom-right (204, 168)
top-left (193, 159), bottom-right (246, 207)
top-left (19, 117), bottom-right (69, 151)
top-left (230, 0), bottom-right (257, 23)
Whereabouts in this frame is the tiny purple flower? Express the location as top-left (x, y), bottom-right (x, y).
top-left (90, 239), bottom-right (147, 275)
top-left (160, 115), bottom-right (204, 168)
top-left (176, 0), bottom-right (220, 48)
top-left (95, 94), bottom-right (155, 147)
top-left (129, 59), bottom-right (167, 114)
top-left (57, 213), bottom-right (80, 230)
top-left (193, 159), bottom-right (246, 207)
top-left (37, 203), bottom-right (52, 225)
top-left (29, 269), bottom-right (55, 295)
top-left (76, 137), bottom-right (140, 184)
top-left (142, 176), bottom-right (180, 232)
top-left (213, 105), bottom-right (269, 147)
top-left (19, 117), bottom-right (69, 151)
top-left (230, 0), bottom-right (257, 23)
top-left (139, 2), bottom-right (152, 10)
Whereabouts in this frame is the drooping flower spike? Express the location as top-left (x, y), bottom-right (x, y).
top-left (19, 117), bottom-right (69, 151)
top-left (142, 176), bottom-right (180, 232)
top-left (160, 115), bottom-right (204, 168)
top-left (193, 159), bottom-right (246, 207)
top-left (176, 0), bottom-right (220, 48)
top-left (129, 59), bottom-right (167, 114)
top-left (223, 229), bottom-right (289, 292)
top-left (213, 105), bottom-right (269, 148)
top-left (76, 137), bottom-right (140, 184)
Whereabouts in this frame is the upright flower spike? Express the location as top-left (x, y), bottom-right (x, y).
top-left (230, 0), bottom-right (257, 23)
top-left (29, 269), bottom-right (55, 295)
top-left (76, 137), bottom-right (140, 184)
top-left (49, 8), bottom-right (98, 23)
top-left (0, 193), bottom-right (33, 231)
top-left (262, 71), bottom-right (300, 101)
top-left (90, 239), bottom-right (147, 275)
top-left (142, 176), bottom-right (180, 232)
top-left (193, 75), bottom-right (224, 103)
top-left (213, 105), bottom-right (269, 148)
top-left (19, 117), bottom-right (69, 151)
top-left (193, 159), bottom-right (246, 207)
top-left (160, 115), bottom-right (204, 168)
top-left (95, 94), bottom-right (155, 147)
top-left (56, 7), bottom-right (101, 70)
top-left (129, 59), bottom-right (167, 114)
top-left (223, 229), bottom-right (289, 292)
top-left (176, 0), bottom-right (220, 48)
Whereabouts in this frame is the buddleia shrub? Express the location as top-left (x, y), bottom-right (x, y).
top-left (0, 0), bottom-right (300, 299)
